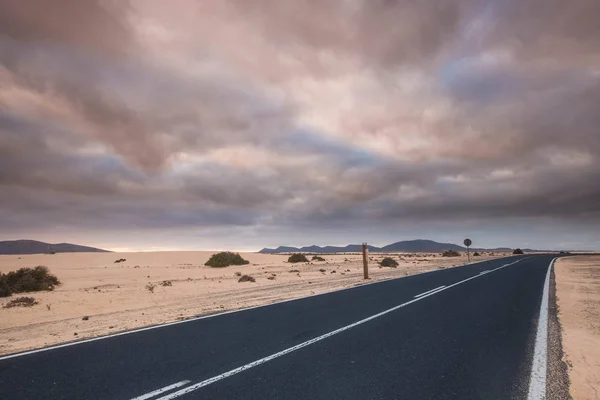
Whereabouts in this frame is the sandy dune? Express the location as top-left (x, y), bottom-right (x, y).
top-left (555, 256), bottom-right (600, 399)
top-left (0, 250), bottom-right (507, 356)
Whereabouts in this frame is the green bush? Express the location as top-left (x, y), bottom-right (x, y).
top-left (442, 250), bottom-right (461, 257)
top-left (380, 257), bottom-right (399, 268)
top-left (0, 266), bottom-right (60, 297)
top-left (288, 254), bottom-right (309, 263)
top-left (0, 276), bottom-right (10, 297)
top-left (513, 248), bottom-right (524, 255)
top-left (205, 252), bottom-right (250, 268)
top-left (311, 255), bottom-right (325, 262)
top-left (473, 252), bottom-right (481, 257)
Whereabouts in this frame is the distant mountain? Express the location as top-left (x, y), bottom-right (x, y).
top-left (260, 244), bottom-right (381, 254)
top-left (259, 239), bottom-right (525, 254)
top-left (0, 240), bottom-right (111, 255)
top-left (381, 239), bottom-right (465, 252)
top-left (301, 244), bottom-right (381, 253)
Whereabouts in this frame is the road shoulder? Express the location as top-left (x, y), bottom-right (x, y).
top-left (555, 256), bottom-right (600, 399)
top-left (548, 262), bottom-right (571, 399)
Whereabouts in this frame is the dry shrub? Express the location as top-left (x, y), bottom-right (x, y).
top-left (205, 252), bottom-right (250, 268)
top-left (3, 296), bottom-right (39, 308)
top-left (442, 250), bottom-right (461, 257)
top-left (238, 275), bottom-right (256, 283)
top-left (288, 254), bottom-right (309, 263)
top-left (380, 257), bottom-right (399, 268)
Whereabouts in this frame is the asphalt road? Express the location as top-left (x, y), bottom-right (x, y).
top-left (0, 255), bottom-right (555, 400)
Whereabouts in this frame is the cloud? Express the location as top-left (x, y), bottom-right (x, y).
top-left (0, 0), bottom-right (133, 56)
top-left (0, 0), bottom-right (599, 249)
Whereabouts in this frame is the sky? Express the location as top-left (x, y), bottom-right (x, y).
top-left (0, 0), bottom-right (599, 252)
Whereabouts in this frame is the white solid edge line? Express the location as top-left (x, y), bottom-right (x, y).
top-left (527, 257), bottom-right (554, 400)
top-left (478, 270), bottom-right (490, 275)
top-left (414, 285), bottom-right (446, 298)
top-left (154, 258), bottom-right (526, 400)
top-left (0, 255), bottom-right (522, 361)
top-left (130, 380), bottom-right (191, 400)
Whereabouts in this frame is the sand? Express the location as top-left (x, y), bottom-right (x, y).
top-left (0, 250), bottom-right (507, 356)
top-left (555, 256), bottom-right (600, 400)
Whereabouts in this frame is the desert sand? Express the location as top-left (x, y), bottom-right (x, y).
top-left (555, 256), bottom-right (600, 400)
top-left (0, 250), bottom-right (507, 356)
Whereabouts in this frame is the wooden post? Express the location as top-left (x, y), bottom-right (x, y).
top-left (362, 242), bottom-right (369, 279)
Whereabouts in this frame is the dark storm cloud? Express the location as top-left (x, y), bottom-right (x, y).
top-left (0, 0), bottom-right (599, 247)
top-left (0, 0), bottom-right (133, 56)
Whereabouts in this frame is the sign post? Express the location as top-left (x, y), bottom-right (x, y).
top-left (362, 243), bottom-right (369, 279)
top-left (464, 238), bottom-right (472, 263)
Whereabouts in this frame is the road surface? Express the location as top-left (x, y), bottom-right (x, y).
top-left (0, 255), bottom-right (555, 399)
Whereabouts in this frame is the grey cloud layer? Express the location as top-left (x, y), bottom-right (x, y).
top-left (0, 0), bottom-right (599, 245)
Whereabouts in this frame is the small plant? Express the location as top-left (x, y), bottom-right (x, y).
top-left (473, 252), bottom-right (481, 257)
top-left (205, 252), bottom-right (250, 268)
top-left (159, 280), bottom-right (172, 287)
top-left (288, 254), bottom-right (309, 263)
top-left (380, 257), bottom-right (399, 268)
top-left (319, 269), bottom-right (326, 273)
top-left (442, 250), bottom-right (461, 257)
top-left (0, 266), bottom-right (61, 297)
top-left (145, 283), bottom-right (156, 293)
top-left (289, 269), bottom-right (300, 273)
top-left (46, 304), bottom-right (52, 311)
top-left (234, 272), bottom-right (242, 277)
top-left (0, 278), bottom-right (10, 297)
top-left (238, 275), bottom-right (256, 283)
top-left (513, 248), bottom-right (524, 255)
top-left (311, 255), bottom-right (326, 262)
top-left (3, 296), bottom-right (38, 308)
top-left (114, 258), bottom-right (127, 263)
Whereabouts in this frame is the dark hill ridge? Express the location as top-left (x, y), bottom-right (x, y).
top-left (0, 240), bottom-right (111, 255)
top-left (259, 239), bottom-right (532, 253)
top-left (381, 239), bottom-right (464, 252)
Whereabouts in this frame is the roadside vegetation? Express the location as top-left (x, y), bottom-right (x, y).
top-left (288, 254), bottom-right (309, 263)
top-left (311, 255), bottom-right (326, 262)
top-left (513, 248), bottom-right (524, 255)
top-left (205, 252), bottom-right (250, 268)
top-left (442, 250), bottom-right (461, 257)
top-left (380, 257), bottom-right (399, 268)
top-left (0, 266), bottom-right (60, 297)
top-left (473, 252), bottom-right (481, 257)
top-left (238, 275), bottom-right (256, 283)
top-left (3, 296), bottom-right (39, 308)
